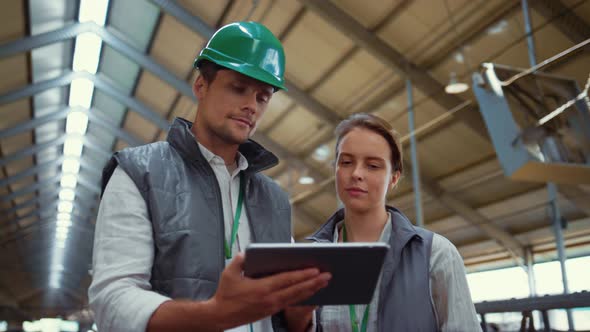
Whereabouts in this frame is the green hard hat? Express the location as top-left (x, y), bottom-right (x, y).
top-left (194, 21), bottom-right (287, 91)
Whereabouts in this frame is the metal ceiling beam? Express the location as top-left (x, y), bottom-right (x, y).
top-left (150, 0), bottom-right (343, 125)
top-left (0, 288), bottom-right (17, 308)
top-left (3, 200), bottom-right (56, 226)
top-left (0, 153), bottom-right (107, 190)
top-left (251, 133), bottom-right (327, 182)
top-left (1, 171), bottom-right (101, 203)
top-left (0, 22), bottom-right (195, 100)
top-left (2, 196), bottom-right (96, 227)
top-left (0, 106), bottom-right (142, 156)
top-left (0, 156), bottom-right (65, 188)
top-left (0, 189), bottom-right (97, 218)
top-left (0, 194), bottom-right (56, 217)
top-left (1, 178), bottom-right (58, 203)
top-left (83, 107), bottom-right (144, 147)
top-left (557, 185), bottom-right (590, 217)
top-left (0, 71), bottom-right (169, 130)
top-left (297, 0), bottom-right (487, 136)
top-left (0, 107), bottom-right (68, 140)
top-left (422, 181), bottom-right (525, 264)
top-left (14, 289), bottom-right (41, 304)
top-left (294, 2), bottom-right (526, 158)
top-left (2, 236), bottom-right (93, 268)
top-left (0, 135), bottom-right (66, 168)
top-left (19, 231), bottom-right (94, 254)
top-left (531, 0), bottom-right (590, 50)
top-left (2, 234), bottom-right (94, 266)
top-left (1, 212), bottom-right (95, 246)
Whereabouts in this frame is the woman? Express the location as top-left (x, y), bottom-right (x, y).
top-left (306, 113), bottom-right (481, 331)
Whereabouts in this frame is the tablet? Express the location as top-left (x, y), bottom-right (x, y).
top-left (243, 242), bottom-right (390, 305)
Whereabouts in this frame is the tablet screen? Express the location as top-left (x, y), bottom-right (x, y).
top-left (243, 243), bottom-right (389, 305)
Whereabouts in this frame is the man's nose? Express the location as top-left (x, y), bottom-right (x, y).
top-left (242, 92), bottom-right (258, 114)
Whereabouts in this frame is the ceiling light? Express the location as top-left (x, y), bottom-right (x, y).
top-left (487, 20), bottom-right (508, 35)
top-left (68, 78), bottom-right (94, 109)
top-left (63, 136), bottom-right (84, 157)
top-left (453, 52), bottom-right (465, 64)
top-left (56, 240), bottom-right (66, 249)
top-left (79, 0), bottom-right (110, 26)
top-left (72, 32), bottom-right (102, 74)
top-left (49, 275), bottom-right (60, 289)
top-left (60, 174), bottom-right (78, 188)
top-left (57, 212), bottom-right (71, 221)
top-left (57, 219), bottom-right (72, 228)
top-left (56, 232), bottom-right (68, 240)
top-left (58, 201), bottom-right (74, 214)
top-left (62, 158), bottom-right (81, 174)
top-left (445, 72), bottom-right (469, 94)
top-left (56, 226), bottom-right (70, 234)
top-left (59, 188), bottom-right (76, 201)
top-left (298, 175), bottom-right (315, 185)
top-left (66, 111), bottom-right (89, 135)
top-left (312, 145), bottom-right (331, 162)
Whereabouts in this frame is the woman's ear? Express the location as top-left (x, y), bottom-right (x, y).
top-left (388, 171), bottom-right (401, 191)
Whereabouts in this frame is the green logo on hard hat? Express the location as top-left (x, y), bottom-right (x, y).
top-left (195, 21), bottom-right (287, 91)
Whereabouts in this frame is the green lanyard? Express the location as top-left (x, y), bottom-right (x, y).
top-left (224, 173), bottom-right (245, 260)
top-left (343, 224), bottom-right (370, 332)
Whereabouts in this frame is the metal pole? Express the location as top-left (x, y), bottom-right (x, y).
top-left (521, 1), bottom-right (573, 328)
top-left (521, 0), bottom-right (537, 67)
top-left (525, 246), bottom-right (537, 297)
top-left (542, 310), bottom-right (551, 332)
top-left (480, 313), bottom-right (488, 332)
top-left (548, 182), bottom-right (574, 330)
top-left (406, 79), bottom-right (423, 227)
top-left (525, 246), bottom-right (545, 330)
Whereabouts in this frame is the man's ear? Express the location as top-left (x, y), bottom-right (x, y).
top-left (193, 75), bottom-right (207, 100)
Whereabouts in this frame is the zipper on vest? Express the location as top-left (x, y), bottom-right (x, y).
top-left (208, 166), bottom-right (226, 277)
top-left (243, 177), bottom-right (256, 243)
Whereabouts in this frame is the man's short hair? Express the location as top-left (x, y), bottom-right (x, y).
top-left (197, 60), bottom-right (226, 84)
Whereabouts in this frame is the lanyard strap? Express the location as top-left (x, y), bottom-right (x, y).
top-left (224, 173), bottom-right (245, 260)
top-left (348, 305), bottom-right (370, 332)
top-left (343, 224), bottom-right (370, 332)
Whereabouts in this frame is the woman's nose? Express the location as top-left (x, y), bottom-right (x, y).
top-left (351, 166), bottom-right (364, 180)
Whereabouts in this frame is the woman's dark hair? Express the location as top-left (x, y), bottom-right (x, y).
top-left (334, 113), bottom-right (403, 175)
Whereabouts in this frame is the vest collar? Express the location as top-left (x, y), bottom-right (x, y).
top-left (307, 205), bottom-right (422, 246)
top-left (167, 117), bottom-right (279, 174)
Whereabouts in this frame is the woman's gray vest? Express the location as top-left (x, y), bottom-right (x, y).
top-left (101, 118), bottom-right (291, 328)
top-left (307, 206), bottom-right (439, 331)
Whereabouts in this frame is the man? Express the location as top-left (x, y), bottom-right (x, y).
top-left (89, 21), bottom-right (329, 332)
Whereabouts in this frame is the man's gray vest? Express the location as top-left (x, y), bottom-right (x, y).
top-left (307, 206), bottom-right (439, 331)
top-left (101, 118), bottom-right (291, 328)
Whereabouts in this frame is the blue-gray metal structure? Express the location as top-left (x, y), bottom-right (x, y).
top-left (406, 79), bottom-right (424, 227)
top-left (472, 63), bottom-right (590, 184)
top-left (0, 22), bottom-right (195, 101)
top-left (476, 291), bottom-right (590, 332)
top-left (522, 1), bottom-right (573, 328)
